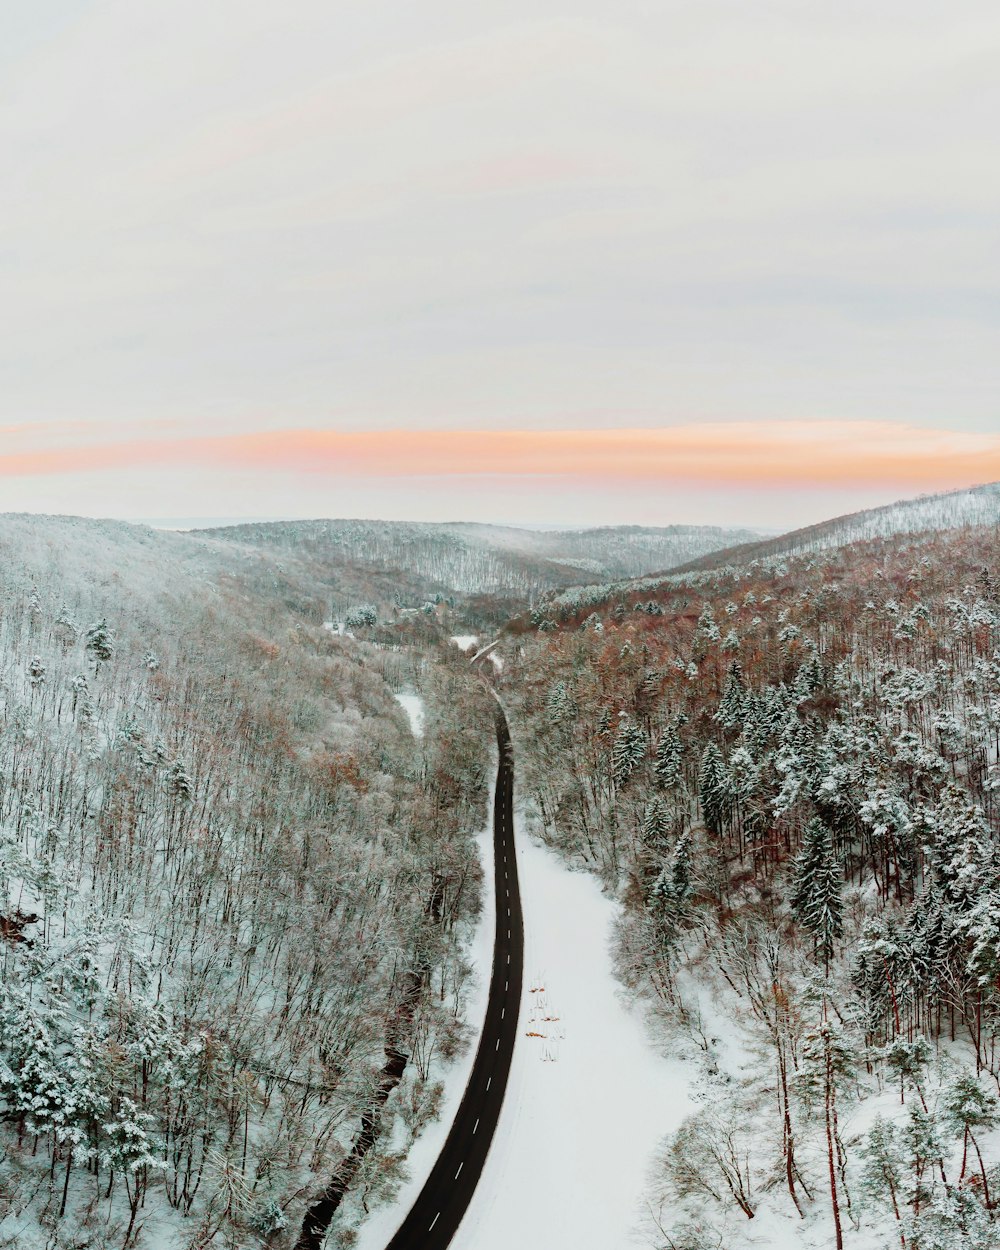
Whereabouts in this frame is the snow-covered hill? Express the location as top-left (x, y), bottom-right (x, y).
top-left (193, 518), bottom-right (762, 599)
top-left (672, 481), bottom-right (1000, 573)
top-left (0, 513), bottom-right (492, 1250)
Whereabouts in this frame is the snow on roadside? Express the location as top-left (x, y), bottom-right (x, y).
top-left (393, 692), bottom-right (425, 738)
top-left (452, 817), bottom-right (696, 1250)
top-left (352, 784), bottom-right (497, 1250)
top-left (453, 633), bottom-right (504, 673)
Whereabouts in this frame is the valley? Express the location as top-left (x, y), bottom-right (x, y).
top-left (0, 490), bottom-right (997, 1250)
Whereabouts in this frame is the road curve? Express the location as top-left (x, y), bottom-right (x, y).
top-left (383, 707), bottom-right (523, 1249)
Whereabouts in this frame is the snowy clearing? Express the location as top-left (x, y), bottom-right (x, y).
top-left (393, 691), bottom-right (425, 738)
top-left (451, 816), bottom-right (695, 1250)
top-left (450, 634), bottom-right (479, 651)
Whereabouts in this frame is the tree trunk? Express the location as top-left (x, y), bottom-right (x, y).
top-left (825, 1050), bottom-right (844, 1250)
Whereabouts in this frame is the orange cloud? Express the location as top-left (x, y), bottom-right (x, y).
top-left (0, 422), bottom-right (997, 490)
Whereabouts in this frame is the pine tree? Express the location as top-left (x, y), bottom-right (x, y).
top-left (860, 1116), bottom-right (907, 1237)
top-left (649, 834), bottom-right (693, 957)
top-left (791, 818), bottom-right (843, 973)
top-left (85, 618), bottom-right (115, 670)
top-left (54, 603), bottom-right (79, 648)
top-left (612, 717), bottom-right (647, 789)
top-left (667, 832), bottom-right (692, 906)
top-left (965, 887), bottom-right (1000, 1001)
top-left (899, 1102), bottom-right (949, 1223)
top-left (698, 742), bottom-right (731, 836)
top-left (167, 758), bottom-right (194, 802)
top-left (641, 798), bottom-right (671, 850)
top-left (940, 1073), bottom-right (997, 1206)
top-left (103, 1097), bottom-right (160, 1246)
top-left (545, 680), bottom-right (576, 729)
top-left (879, 1035), bottom-right (932, 1109)
top-left (727, 746), bottom-right (759, 804)
top-left (654, 725), bottom-right (684, 789)
top-left (793, 644), bottom-right (824, 704)
top-left (716, 662), bottom-right (747, 729)
top-left (345, 604), bottom-right (377, 629)
top-left (696, 602), bottom-right (720, 643)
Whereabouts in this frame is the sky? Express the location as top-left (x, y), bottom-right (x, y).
top-left (1, 1), bottom-right (998, 529)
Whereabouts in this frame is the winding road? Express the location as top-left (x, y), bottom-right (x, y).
top-left (383, 708), bottom-right (523, 1249)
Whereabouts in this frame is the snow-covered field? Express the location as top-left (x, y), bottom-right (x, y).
top-left (393, 691), bottom-right (425, 738)
top-left (451, 816), bottom-right (695, 1250)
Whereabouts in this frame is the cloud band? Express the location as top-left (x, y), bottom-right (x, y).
top-left (0, 422), bottom-right (996, 490)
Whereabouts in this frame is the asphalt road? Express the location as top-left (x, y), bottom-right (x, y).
top-left (384, 708), bottom-right (523, 1249)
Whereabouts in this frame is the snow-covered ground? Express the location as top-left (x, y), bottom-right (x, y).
top-left (393, 691), bottom-right (425, 738)
top-left (452, 816), bottom-right (695, 1250)
top-left (355, 786), bottom-right (694, 1250)
top-left (454, 633), bottom-right (504, 672)
top-left (323, 620), bottom-right (355, 638)
top-left (353, 802), bottom-right (497, 1250)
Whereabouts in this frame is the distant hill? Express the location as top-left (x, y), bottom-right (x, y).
top-left (669, 481), bottom-right (1000, 575)
top-left (192, 519), bottom-right (762, 599)
top-left (535, 482), bottom-right (1000, 624)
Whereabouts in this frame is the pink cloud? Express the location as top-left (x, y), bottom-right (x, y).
top-left (0, 422), bottom-right (997, 491)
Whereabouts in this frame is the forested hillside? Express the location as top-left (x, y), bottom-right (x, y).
top-left (505, 518), bottom-right (1000, 1249)
top-left (5, 501), bottom-right (998, 1250)
top-left (671, 481), bottom-right (1000, 574)
top-left (0, 515), bottom-right (492, 1249)
top-left (194, 519), bottom-right (760, 604)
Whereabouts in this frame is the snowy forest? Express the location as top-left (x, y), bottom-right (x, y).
top-left (507, 497), bottom-right (1000, 1250)
top-left (0, 487), bottom-right (998, 1250)
top-left (196, 520), bottom-right (761, 603)
top-left (0, 515), bottom-right (493, 1248)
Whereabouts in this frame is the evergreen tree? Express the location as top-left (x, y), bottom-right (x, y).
top-left (649, 834), bottom-right (693, 956)
top-left (791, 818), bottom-right (843, 973)
top-left (654, 725), bottom-right (684, 789)
top-left (345, 603), bottom-right (377, 629)
top-left (696, 602), bottom-right (720, 643)
top-left (716, 662), bottom-right (747, 729)
top-left (85, 618), bottom-right (115, 670)
top-left (860, 1116), bottom-right (907, 1233)
top-left (545, 680), bottom-right (576, 729)
top-left (940, 1073), bottom-right (997, 1206)
top-left (167, 758), bottom-right (194, 802)
top-left (54, 603), bottom-right (79, 648)
top-left (879, 1035), bottom-right (932, 1109)
top-left (793, 644), bottom-right (825, 704)
top-left (641, 798), bottom-right (671, 850)
top-left (612, 717), bottom-right (647, 789)
top-left (698, 742), bottom-right (731, 836)
top-left (666, 832), bottom-right (692, 906)
top-left (965, 887), bottom-right (1000, 1001)
top-left (727, 746), bottom-right (759, 804)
